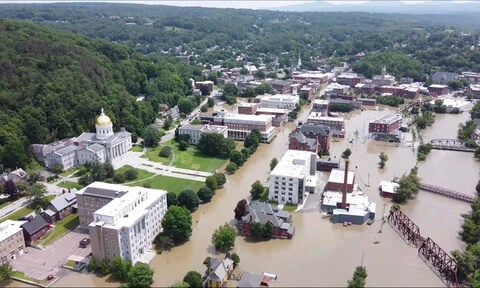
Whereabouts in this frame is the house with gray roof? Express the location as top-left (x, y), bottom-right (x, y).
top-left (21, 215), bottom-right (50, 245)
top-left (432, 71), bottom-right (459, 85)
top-left (0, 168), bottom-right (27, 185)
top-left (289, 129), bottom-right (318, 154)
top-left (205, 256), bottom-right (234, 287)
top-left (237, 272), bottom-right (270, 288)
top-left (239, 202), bottom-right (294, 239)
top-left (298, 123), bottom-right (331, 153)
top-left (42, 191), bottom-right (77, 223)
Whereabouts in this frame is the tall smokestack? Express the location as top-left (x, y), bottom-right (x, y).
top-left (341, 160), bottom-right (348, 209)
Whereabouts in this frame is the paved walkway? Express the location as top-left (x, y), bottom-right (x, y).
top-left (112, 151), bottom-right (212, 182)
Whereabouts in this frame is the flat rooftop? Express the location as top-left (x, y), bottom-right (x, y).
top-left (323, 191), bottom-right (376, 214)
top-left (370, 114), bottom-right (402, 125)
top-left (180, 124), bottom-right (228, 133)
top-left (379, 180), bottom-right (399, 194)
top-left (256, 107), bottom-right (288, 114)
top-left (328, 168), bottom-right (355, 185)
top-left (307, 112), bottom-right (344, 122)
top-left (271, 150), bottom-right (316, 179)
top-left (0, 220), bottom-right (26, 243)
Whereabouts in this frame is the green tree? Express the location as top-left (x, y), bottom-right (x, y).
top-left (51, 163), bottom-right (64, 175)
top-left (124, 169), bottom-right (139, 181)
top-left (177, 190), bottom-right (200, 212)
top-left (226, 162), bottom-right (238, 174)
top-left (197, 187), bottom-right (214, 203)
top-left (231, 253), bottom-right (240, 268)
top-left (159, 146), bottom-right (173, 158)
top-left (244, 129), bottom-right (261, 150)
top-left (87, 256), bottom-right (97, 272)
top-left (250, 180), bottom-right (264, 200)
top-left (212, 223), bottom-right (237, 252)
top-left (378, 152), bottom-right (388, 169)
top-left (100, 258), bottom-right (110, 275)
top-left (393, 167), bottom-right (420, 204)
top-left (262, 222), bottom-right (273, 240)
top-left (0, 263), bottom-right (12, 282)
top-left (249, 222), bottom-right (263, 240)
top-left (27, 183), bottom-right (49, 211)
top-left (105, 161), bottom-right (115, 179)
top-left (214, 173), bottom-right (226, 188)
top-left (183, 271), bottom-right (203, 288)
top-left (234, 199), bottom-right (248, 221)
top-left (113, 173), bottom-right (125, 183)
top-left (229, 150), bottom-right (245, 166)
top-left (269, 158), bottom-right (278, 171)
top-left (197, 133), bottom-right (234, 158)
top-left (162, 205), bottom-right (192, 243)
top-left (128, 262), bottom-right (154, 288)
top-left (163, 117), bottom-right (173, 130)
top-left (205, 176), bottom-right (218, 191)
top-left (143, 126), bottom-right (162, 147)
top-left (347, 266), bottom-right (368, 288)
top-left (177, 98), bottom-right (196, 115)
top-left (342, 148), bottom-right (352, 159)
top-left (169, 282), bottom-right (190, 288)
top-left (166, 192), bottom-right (178, 207)
top-left (111, 256), bottom-right (132, 282)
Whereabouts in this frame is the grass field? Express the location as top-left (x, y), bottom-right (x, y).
top-left (142, 141), bottom-right (226, 172)
top-left (57, 181), bottom-right (83, 190)
top-left (60, 167), bottom-right (79, 177)
top-left (116, 165), bottom-right (155, 183)
top-left (141, 146), bottom-right (172, 164)
top-left (36, 214), bottom-right (79, 246)
top-left (129, 145), bottom-right (143, 152)
top-left (282, 203), bottom-right (298, 212)
top-left (12, 271), bottom-right (39, 283)
top-left (0, 195), bottom-right (55, 222)
top-left (132, 175), bottom-right (204, 195)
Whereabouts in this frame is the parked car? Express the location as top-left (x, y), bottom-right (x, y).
top-left (79, 238), bottom-right (90, 248)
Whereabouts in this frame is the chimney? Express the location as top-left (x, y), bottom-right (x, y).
top-left (341, 160), bottom-right (349, 209)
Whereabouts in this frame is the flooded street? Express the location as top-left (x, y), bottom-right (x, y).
top-left (54, 102), bottom-right (477, 287)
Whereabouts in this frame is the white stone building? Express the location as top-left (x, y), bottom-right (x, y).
top-left (178, 124), bottom-right (228, 144)
top-left (38, 109), bottom-right (132, 170)
top-left (87, 182), bottom-right (167, 264)
top-left (268, 150), bottom-right (318, 205)
top-left (256, 94), bottom-right (299, 111)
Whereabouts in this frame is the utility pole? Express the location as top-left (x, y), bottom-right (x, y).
top-left (379, 203), bottom-right (386, 233)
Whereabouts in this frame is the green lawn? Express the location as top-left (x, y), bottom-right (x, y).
top-left (141, 146), bottom-right (172, 164)
top-left (116, 165), bottom-right (154, 182)
top-left (36, 214), bottom-right (79, 246)
top-left (282, 203), bottom-right (298, 212)
top-left (130, 145), bottom-right (143, 152)
top-left (166, 140), bottom-right (226, 172)
top-left (131, 175), bottom-right (204, 195)
top-left (60, 167), bottom-right (79, 177)
top-left (57, 181), bottom-right (83, 190)
top-left (64, 260), bottom-right (76, 268)
top-left (0, 195), bottom-right (55, 222)
top-left (12, 271), bottom-right (39, 283)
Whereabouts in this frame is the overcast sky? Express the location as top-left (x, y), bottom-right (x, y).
top-left (0, 0), bottom-right (470, 9)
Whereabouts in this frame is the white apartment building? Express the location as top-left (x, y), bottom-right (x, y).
top-left (268, 150), bottom-right (318, 205)
top-left (178, 124), bottom-right (228, 144)
top-left (213, 111), bottom-right (276, 142)
top-left (87, 183), bottom-right (167, 264)
top-left (256, 94), bottom-right (299, 111)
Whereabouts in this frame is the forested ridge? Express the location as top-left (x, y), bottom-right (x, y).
top-left (2, 3), bottom-right (480, 74)
top-left (0, 20), bottom-right (202, 169)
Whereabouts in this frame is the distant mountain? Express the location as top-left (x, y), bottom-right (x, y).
top-left (274, 1), bottom-right (480, 15)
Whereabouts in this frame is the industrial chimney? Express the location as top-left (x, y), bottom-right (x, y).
top-left (341, 160), bottom-right (349, 209)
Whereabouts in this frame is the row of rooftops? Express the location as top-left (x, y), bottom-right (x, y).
top-left (370, 114), bottom-right (402, 125)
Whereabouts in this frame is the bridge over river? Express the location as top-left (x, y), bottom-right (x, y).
top-left (427, 138), bottom-right (475, 152)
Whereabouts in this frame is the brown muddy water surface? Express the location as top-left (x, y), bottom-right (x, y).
top-left (51, 103), bottom-right (477, 287)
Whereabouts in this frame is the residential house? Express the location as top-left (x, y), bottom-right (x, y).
top-left (42, 192), bottom-right (77, 223)
top-left (239, 202), bottom-right (295, 239)
top-left (205, 256), bottom-right (234, 288)
top-left (288, 129), bottom-right (318, 154)
top-left (237, 272), bottom-right (270, 288)
top-left (298, 123), bottom-right (331, 153)
top-left (0, 168), bottom-right (27, 185)
top-left (0, 220), bottom-right (27, 263)
top-left (21, 215), bottom-right (50, 245)
top-left (432, 71), bottom-right (459, 85)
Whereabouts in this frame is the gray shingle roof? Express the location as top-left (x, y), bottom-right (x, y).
top-left (21, 215), bottom-right (49, 235)
top-left (55, 145), bottom-right (79, 156)
top-left (50, 194), bottom-right (77, 212)
top-left (299, 123), bottom-right (330, 137)
top-left (237, 272), bottom-right (263, 288)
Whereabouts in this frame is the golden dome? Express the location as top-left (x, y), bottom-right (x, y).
top-left (96, 108), bottom-right (112, 126)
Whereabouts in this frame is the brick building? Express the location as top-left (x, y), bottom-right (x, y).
top-left (289, 129), bottom-right (318, 154)
top-left (368, 114), bottom-right (402, 135)
top-left (428, 84), bottom-right (449, 97)
top-left (326, 168), bottom-right (355, 193)
top-left (336, 73), bottom-right (364, 87)
top-left (298, 123), bottom-right (331, 153)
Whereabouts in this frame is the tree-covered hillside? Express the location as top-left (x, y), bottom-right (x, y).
top-left (0, 20), bottom-right (202, 169)
top-left (1, 3), bottom-right (480, 73)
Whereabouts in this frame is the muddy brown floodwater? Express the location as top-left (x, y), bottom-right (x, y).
top-left (52, 103), bottom-right (477, 287)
